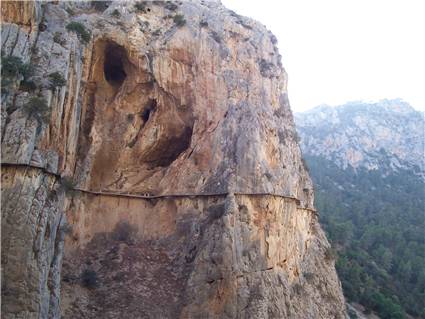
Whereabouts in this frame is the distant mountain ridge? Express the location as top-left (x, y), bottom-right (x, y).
top-left (295, 99), bottom-right (425, 318)
top-left (295, 99), bottom-right (424, 177)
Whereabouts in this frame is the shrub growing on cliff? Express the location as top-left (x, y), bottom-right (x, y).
top-left (173, 14), bottom-right (186, 27)
top-left (135, 2), bottom-right (147, 13)
top-left (66, 22), bottom-right (91, 44)
top-left (1, 55), bottom-right (25, 77)
top-left (48, 72), bottom-right (66, 90)
top-left (91, 0), bottom-right (110, 12)
top-left (81, 269), bottom-right (98, 288)
top-left (19, 64), bottom-right (34, 92)
top-left (1, 54), bottom-right (37, 92)
top-left (23, 97), bottom-right (50, 124)
top-left (111, 9), bottom-right (121, 18)
top-left (152, 29), bottom-right (161, 36)
top-left (1, 81), bottom-right (11, 95)
top-left (165, 1), bottom-right (178, 11)
top-left (1, 55), bottom-right (33, 79)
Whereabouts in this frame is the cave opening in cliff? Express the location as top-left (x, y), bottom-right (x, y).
top-left (141, 99), bottom-right (157, 123)
top-left (104, 43), bottom-right (127, 87)
top-left (152, 125), bottom-right (194, 167)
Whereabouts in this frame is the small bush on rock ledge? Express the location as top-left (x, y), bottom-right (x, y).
top-left (91, 0), bottom-right (110, 12)
top-left (1, 55), bottom-right (34, 86)
top-left (66, 22), bottom-right (91, 44)
top-left (23, 97), bottom-right (50, 124)
top-left (135, 2), bottom-right (145, 12)
top-left (165, 2), bottom-right (178, 11)
top-left (173, 14), bottom-right (186, 27)
top-left (111, 9), bottom-right (121, 18)
top-left (2, 55), bottom-right (26, 78)
top-left (48, 72), bottom-right (67, 90)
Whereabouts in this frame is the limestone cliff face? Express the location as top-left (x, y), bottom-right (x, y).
top-left (1, 1), bottom-right (346, 318)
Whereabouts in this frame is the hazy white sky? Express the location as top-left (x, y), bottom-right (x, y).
top-left (221, 0), bottom-right (425, 112)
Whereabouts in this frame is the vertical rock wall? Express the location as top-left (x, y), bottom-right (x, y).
top-left (1, 1), bottom-right (346, 318)
top-left (1, 1), bottom-right (83, 318)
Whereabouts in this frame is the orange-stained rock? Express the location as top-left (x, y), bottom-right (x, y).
top-left (0, 0), bottom-right (38, 27)
top-left (1, 1), bottom-right (346, 318)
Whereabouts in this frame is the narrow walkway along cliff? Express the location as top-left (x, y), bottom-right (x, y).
top-left (1, 1), bottom-right (347, 318)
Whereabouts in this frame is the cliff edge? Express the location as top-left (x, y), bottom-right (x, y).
top-left (1, 1), bottom-right (346, 318)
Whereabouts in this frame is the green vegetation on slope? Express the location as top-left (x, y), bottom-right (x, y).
top-left (305, 155), bottom-right (425, 319)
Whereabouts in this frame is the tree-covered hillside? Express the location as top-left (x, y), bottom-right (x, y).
top-left (296, 100), bottom-right (424, 318)
top-left (305, 155), bottom-right (425, 319)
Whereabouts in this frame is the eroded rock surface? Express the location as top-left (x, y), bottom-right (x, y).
top-left (1, 1), bottom-right (346, 318)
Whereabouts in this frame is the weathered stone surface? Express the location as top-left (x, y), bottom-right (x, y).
top-left (1, 166), bottom-right (66, 319)
top-left (1, 1), bottom-right (346, 318)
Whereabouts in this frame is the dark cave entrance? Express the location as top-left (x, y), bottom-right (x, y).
top-left (141, 99), bottom-right (157, 123)
top-left (104, 43), bottom-right (127, 87)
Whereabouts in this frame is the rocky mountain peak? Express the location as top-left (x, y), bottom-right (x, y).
top-left (296, 99), bottom-right (424, 175)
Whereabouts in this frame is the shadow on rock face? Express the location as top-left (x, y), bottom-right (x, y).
top-left (61, 207), bottom-right (214, 319)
